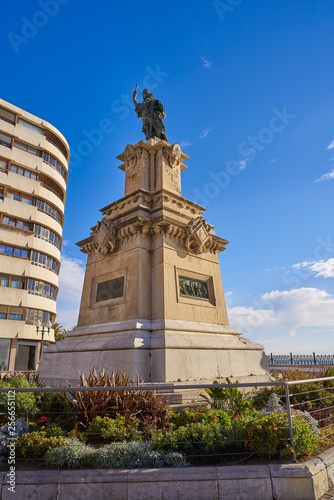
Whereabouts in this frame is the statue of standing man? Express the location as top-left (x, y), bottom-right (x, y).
top-left (133, 86), bottom-right (168, 142)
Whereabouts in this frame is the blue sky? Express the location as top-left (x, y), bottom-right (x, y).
top-left (1, 0), bottom-right (334, 353)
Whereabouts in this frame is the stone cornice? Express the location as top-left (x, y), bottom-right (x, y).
top-left (76, 215), bottom-right (228, 255)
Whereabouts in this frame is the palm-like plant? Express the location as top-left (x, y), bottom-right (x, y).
top-left (51, 322), bottom-right (66, 342)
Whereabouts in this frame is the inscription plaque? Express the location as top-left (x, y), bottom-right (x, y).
top-left (179, 276), bottom-right (209, 300)
top-left (96, 276), bottom-right (124, 303)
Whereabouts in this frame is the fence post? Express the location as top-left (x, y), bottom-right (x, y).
top-left (290, 353), bottom-right (293, 366)
top-left (284, 383), bottom-right (297, 462)
top-left (313, 352), bottom-right (317, 365)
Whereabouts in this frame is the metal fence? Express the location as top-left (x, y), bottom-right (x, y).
top-left (0, 377), bottom-right (334, 468)
top-left (266, 353), bottom-right (334, 366)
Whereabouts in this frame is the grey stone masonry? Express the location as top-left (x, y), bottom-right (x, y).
top-left (2, 446), bottom-right (334, 500)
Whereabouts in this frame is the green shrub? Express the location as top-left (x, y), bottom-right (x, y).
top-left (44, 425), bottom-right (67, 437)
top-left (325, 367), bottom-right (334, 388)
top-left (200, 379), bottom-right (254, 416)
top-left (15, 431), bottom-right (67, 458)
top-left (37, 391), bottom-right (72, 426)
top-left (152, 421), bottom-right (233, 453)
top-left (86, 415), bottom-right (142, 443)
top-left (45, 440), bottom-right (188, 469)
top-left (253, 368), bottom-right (334, 413)
top-left (235, 411), bottom-right (318, 459)
top-left (168, 407), bottom-right (231, 429)
top-left (0, 376), bottom-right (39, 421)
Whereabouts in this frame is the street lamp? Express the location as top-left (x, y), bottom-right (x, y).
top-left (36, 320), bottom-right (52, 364)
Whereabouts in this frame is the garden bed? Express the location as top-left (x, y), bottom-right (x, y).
top-left (0, 368), bottom-right (334, 471)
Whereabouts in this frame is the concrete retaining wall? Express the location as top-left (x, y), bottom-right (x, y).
top-left (1, 448), bottom-right (334, 500)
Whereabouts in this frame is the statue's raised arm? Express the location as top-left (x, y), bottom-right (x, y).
top-left (133, 84), bottom-right (139, 107)
top-left (133, 87), bottom-right (168, 142)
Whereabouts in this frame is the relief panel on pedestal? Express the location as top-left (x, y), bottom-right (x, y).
top-left (89, 268), bottom-right (127, 309)
top-left (175, 267), bottom-right (216, 308)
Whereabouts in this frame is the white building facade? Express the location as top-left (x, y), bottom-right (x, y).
top-left (0, 98), bottom-right (69, 371)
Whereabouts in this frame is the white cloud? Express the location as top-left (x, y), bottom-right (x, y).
top-left (293, 258), bottom-right (334, 279)
top-left (238, 159), bottom-right (247, 170)
top-left (315, 169), bottom-right (334, 182)
top-left (179, 140), bottom-right (192, 148)
top-left (228, 287), bottom-right (334, 352)
top-left (326, 140), bottom-right (334, 150)
top-left (202, 57), bottom-right (213, 69)
top-left (199, 126), bottom-right (213, 139)
top-left (56, 255), bottom-right (86, 329)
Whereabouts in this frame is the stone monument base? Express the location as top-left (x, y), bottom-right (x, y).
top-left (38, 319), bottom-right (269, 386)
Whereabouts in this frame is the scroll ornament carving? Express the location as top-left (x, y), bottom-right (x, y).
top-left (83, 218), bottom-right (116, 255)
top-left (123, 144), bottom-right (142, 180)
top-left (185, 217), bottom-right (213, 254)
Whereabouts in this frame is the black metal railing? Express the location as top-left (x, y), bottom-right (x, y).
top-left (267, 353), bottom-right (334, 366)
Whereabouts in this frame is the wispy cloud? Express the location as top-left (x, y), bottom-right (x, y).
top-left (315, 169), bottom-right (334, 182)
top-left (326, 140), bottom-right (334, 150)
top-left (179, 126), bottom-right (213, 148)
top-left (179, 140), bottom-right (192, 148)
top-left (199, 126), bottom-right (213, 139)
top-left (202, 57), bottom-right (213, 69)
top-left (293, 258), bottom-right (334, 279)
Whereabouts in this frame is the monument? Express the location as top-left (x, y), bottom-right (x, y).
top-left (38, 88), bottom-right (269, 386)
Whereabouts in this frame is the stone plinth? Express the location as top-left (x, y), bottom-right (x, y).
top-left (38, 138), bottom-right (269, 385)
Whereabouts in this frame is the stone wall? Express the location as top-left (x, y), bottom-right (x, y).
top-left (2, 447), bottom-right (334, 499)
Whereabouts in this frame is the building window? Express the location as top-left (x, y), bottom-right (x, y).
top-left (6, 189), bottom-right (33, 205)
top-left (0, 274), bottom-right (25, 289)
top-left (36, 199), bottom-right (62, 223)
top-left (0, 107), bottom-right (16, 125)
top-left (0, 276), bottom-right (9, 287)
top-left (10, 164), bottom-right (37, 180)
top-left (0, 339), bottom-right (11, 371)
top-left (3, 187), bottom-right (62, 224)
top-left (14, 140), bottom-right (41, 157)
top-left (25, 308), bottom-right (54, 325)
top-left (2, 216), bottom-right (31, 231)
top-left (27, 278), bottom-right (57, 300)
top-left (0, 131), bottom-right (12, 148)
top-left (0, 244), bottom-right (30, 259)
top-left (43, 152), bottom-right (66, 180)
top-left (34, 224), bottom-right (61, 249)
top-left (0, 159), bottom-right (8, 172)
top-left (0, 313), bottom-right (6, 319)
top-left (15, 342), bottom-right (37, 371)
top-left (18, 118), bottom-right (43, 134)
top-left (8, 313), bottom-right (23, 320)
top-left (11, 279), bottom-right (25, 289)
top-left (31, 250), bottom-right (59, 273)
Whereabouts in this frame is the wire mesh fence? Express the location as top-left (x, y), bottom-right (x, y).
top-left (0, 375), bottom-right (334, 469)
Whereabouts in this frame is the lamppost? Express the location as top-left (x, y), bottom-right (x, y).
top-left (36, 320), bottom-right (52, 364)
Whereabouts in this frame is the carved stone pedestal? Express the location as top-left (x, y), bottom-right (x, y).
top-left (38, 138), bottom-right (269, 386)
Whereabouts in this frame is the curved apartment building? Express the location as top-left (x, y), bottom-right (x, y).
top-left (0, 98), bottom-right (69, 372)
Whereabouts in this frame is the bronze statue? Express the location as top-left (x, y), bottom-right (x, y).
top-left (133, 85), bottom-right (168, 142)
